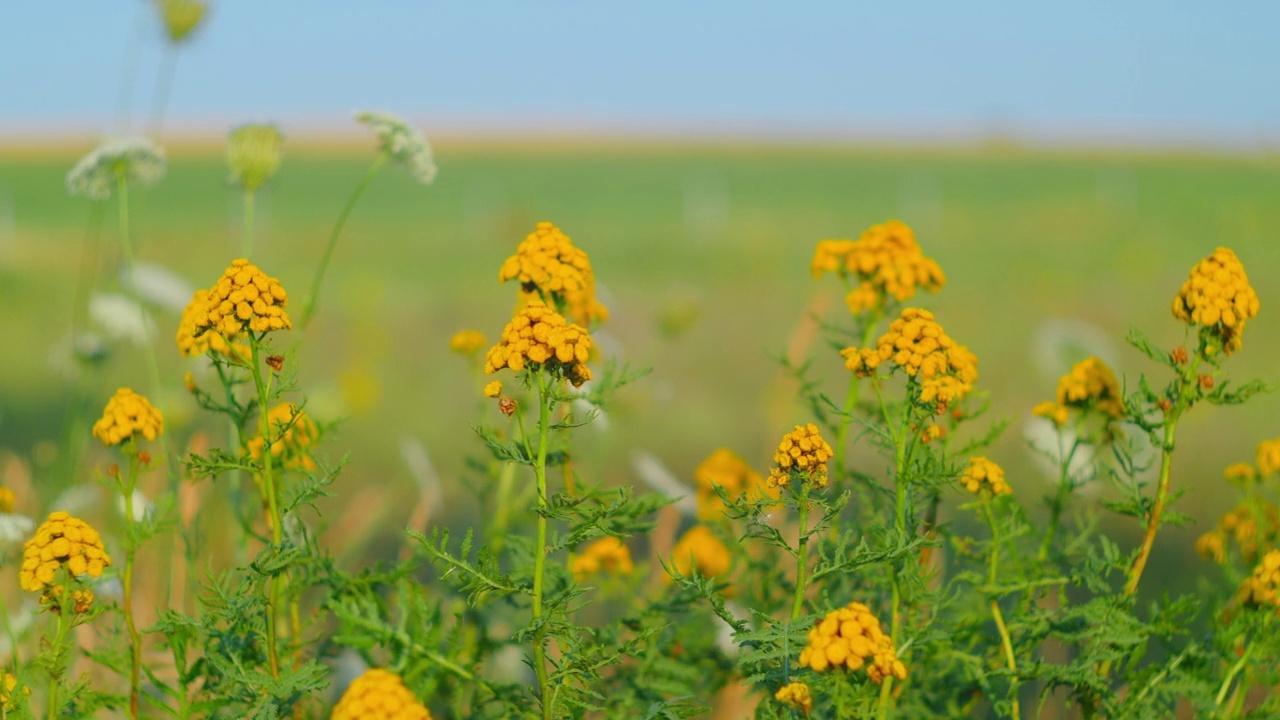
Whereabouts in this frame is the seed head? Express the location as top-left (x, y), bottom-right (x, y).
top-left (227, 123), bottom-right (284, 192)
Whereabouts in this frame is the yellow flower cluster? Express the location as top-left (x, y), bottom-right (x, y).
top-left (694, 448), bottom-right (774, 520)
top-left (483, 380), bottom-right (503, 398)
top-left (42, 585), bottom-right (95, 615)
top-left (774, 681), bottom-right (813, 714)
top-left (176, 289), bottom-right (249, 360)
top-left (811, 221), bottom-right (945, 314)
top-left (330, 668), bottom-right (432, 720)
top-left (1258, 438), bottom-right (1280, 478)
top-left (0, 487), bottom-right (15, 514)
top-left (197, 259), bottom-right (292, 338)
top-left (499, 221), bottom-right (608, 326)
top-left (1196, 502), bottom-right (1279, 565)
top-left (449, 329), bottom-right (488, 357)
top-left (1032, 356), bottom-right (1125, 427)
top-left (0, 672), bottom-right (28, 712)
top-left (248, 404), bottom-right (318, 471)
top-left (767, 424), bottom-right (834, 489)
top-left (1237, 550), bottom-right (1280, 608)
top-left (960, 457), bottom-right (1011, 496)
top-left (571, 537), bottom-right (634, 580)
top-left (92, 388), bottom-right (164, 446)
top-left (483, 299), bottom-right (593, 387)
top-left (670, 526), bottom-right (732, 582)
top-left (842, 308), bottom-right (978, 413)
top-left (1171, 247), bottom-right (1260, 355)
top-left (1224, 462), bottom-right (1258, 485)
top-left (20, 512), bottom-right (111, 592)
top-left (798, 601), bottom-right (906, 684)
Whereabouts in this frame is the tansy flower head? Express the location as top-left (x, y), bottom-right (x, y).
top-left (694, 448), bottom-right (775, 520)
top-left (1258, 438), bottom-right (1280, 478)
top-left (198, 259), bottom-right (292, 337)
top-left (571, 536), bottom-right (634, 580)
top-left (1237, 550), bottom-right (1280, 608)
top-left (1196, 531), bottom-right (1226, 564)
top-left (1205, 502), bottom-right (1279, 565)
top-left (20, 512), bottom-right (111, 592)
top-left (774, 682), bottom-right (813, 715)
top-left (1171, 247), bottom-right (1259, 355)
top-left (499, 222), bottom-right (608, 326)
top-left (1032, 357), bottom-right (1125, 427)
top-left (844, 308), bottom-right (978, 414)
top-left (449, 329), bottom-right (487, 357)
top-left (66, 138), bottom-right (166, 201)
top-left (248, 404), bottom-right (318, 471)
top-left (177, 289), bottom-right (250, 360)
top-left (41, 585), bottom-right (95, 615)
top-left (811, 220), bottom-right (945, 314)
top-left (0, 672), bottom-right (29, 712)
top-left (0, 487), bottom-right (14, 514)
top-left (483, 299), bottom-right (593, 387)
top-left (767, 424), bottom-right (834, 489)
top-left (1224, 462), bottom-right (1258, 486)
top-left (354, 111), bottom-right (437, 185)
top-left (483, 380), bottom-right (503, 399)
top-left (227, 123), bottom-right (284, 192)
top-left (798, 601), bottom-right (906, 684)
top-left (669, 526), bottom-right (732, 582)
top-left (92, 388), bottom-right (164, 446)
top-left (331, 668), bottom-right (432, 720)
top-left (961, 456), bottom-right (1011, 496)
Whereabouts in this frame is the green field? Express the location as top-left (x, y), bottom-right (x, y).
top-left (2, 140), bottom-right (1278, 586)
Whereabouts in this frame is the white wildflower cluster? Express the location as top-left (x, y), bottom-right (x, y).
top-left (353, 110), bottom-right (437, 184)
top-left (66, 139), bottom-right (167, 201)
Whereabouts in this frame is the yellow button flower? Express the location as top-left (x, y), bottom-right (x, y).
top-left (1237, 550), bottom-right (1280, 608)
top-left (198, 259), bottom-right (292, 337)
top-left (484, 299), bottom-right (593, 387)
top-left (694, 448), bottom-right (774, 520)
top-left (92, 388), bottom-right (164, 446)
top-left (42, 585), bottom-right (95, 615)
top-left (330, 668), bottom-right (432, 720)
top-left (571, 537), bottom-right (635, 580)
top-left (843, 308), bottom-right (978, 414)
top-left (177, 289), bottom-right (250, 360)
top-left (812, 221), bottom-right (945, 314)
top-left (1171, 247), bottom-right (1259, 355)
top-left (0, 672), bottom-right (29, 712)
top-left (1032, 357), bottom-right (1125, 427)
top-left (498, 221), bottom-right (608, 326)
top-left (669, 526), bottom-right (732, 582)
top-left (1258, 438), bottom-right (1280, 478)
top-left (247, 403), bottom-right (319, 471)
top-left (449, 329), bottom-right (488, 357)
top-left (774, 681), bottom-right (813, 715)
top-left (20, 512), bottom-right (111, 592)
top-left (482, 380), bottom-right (503, 398)
top-left (767, 424), bottom-right (834, 489)
top-left (798, 601), bottom-right (906, 684)
top-left (960, 456), bottom-right (1011, 496)
top-left (0, 487), bottom-right (14, 514)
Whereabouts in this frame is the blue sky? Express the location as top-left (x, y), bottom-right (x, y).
top-left (2, 1), bottom-right (1277, 142)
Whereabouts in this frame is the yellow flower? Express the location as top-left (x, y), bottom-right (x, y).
top-left (670, 526), bottom-right (732, 582)
top-left (177, 289), bottom-right (250, 360)
top-left (449, 329), bottom-right (488, 356)
top-left (198, 259), bottom-right (292, 337)
top-left (19, 512), bottom-right (111, 593)
top-left (483, 299), bottom-right (593, 387)
top-left (811, 221), bottom-right (945, 314)
top-left (0, 487), bottom-right (14, 514)
top-left (92, 388), bottom-right (164, 446)
top-left (767, 424), bottom-right (834, 490)
top-left (571, 537), bottom-right (634, 580)
top-left (498, 221), bottom-right (608, 326)
top-left (157, 0), bottom-right (208, 43)
top-left (694, 448), bottom-right (774, 520)
top-left (960, 456), bottom-right (1010, 496)
top-left (1224, 462), bottom-right (1258, 485)
top-left (798, 601), bottom-right (906, 684)
top-left (1210, 502), bottom-right (1279, 564)
top-left (483, 380), bottom-right (503, 399)
top-left (774, 681), bottom-right (813, 715)
top-left (1196, 532), bottom-right (1226, 564)
top-left (843, 308), bottom-right (978, 414)
top-left (330, 668), bottom-right (432, 720)
top-left (0, 672), bottom-right (29, 712)
top-left (1033, 357), bottom-right (1125, 427)
top-left (1171, 247), bottom-right (1259, 355)
top-left (41, 585), bottom-right (95, 615)
top-left (227, 124), bottom-right (284, 192)
top-left (1257, 438), bottom-right (1280, 478)
top-left (1237, 550), bottom-right (1280, 608)
top-left (247, 404), bottom-right (319, 471)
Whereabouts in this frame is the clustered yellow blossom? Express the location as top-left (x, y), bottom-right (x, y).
top-left (42, 585), bottom-right (95, 615)
top-left (670, 526), bottom-right (732, 582)
top-left (449, 329), bottom-right (488, 356)
top-left (1171, 247), bottom-right (1259, 355)
top-left (571, 537), bottom-right (634, 580)
top-left (1258, 438), bottom-right (1280, 478)
top-left (842, 308), bottom-right (978, 413)
top-left (1224, 462), bottom-right (1258, 485)
top-left (767, 424), bottom-right (834, 489)
top-left (1, 672), bottom-right (28, 712)
top-left (798, 601), bottom-right (907, 684)
top-left (960, 457), bottom-right (1011, 496)
top-left (176, 289), bottom-right (249, 360)
top-left (499, 222), bottom-right (608, 326)
top-left (197, 258), bottom-right (291, 337)
top-left (248, 404), bottom-right (318, 471)
top-left (811, 220), bottom-right (945, 314)
top-left (1196, 502), bottom-right (1279, 565)
top-left (92, 388), bottom-right (164, 446)
top-left (1032, 356), bottom-right (1125, 427)
top-left (330, 668), bottom-right (432, 720)
top-left (694, 448), bottom-right (774, 520)
top-left (0, 487), bottom-right (14, 514)
top-left (20, 512), bottom-right (111, 592)
top-left (482, 380), bottom-right (503, 399)
top-left (483, 299), bottom-right (593, 387)
top-left (774, 682), bottom-right (813, 715)
top-left (1237, 550), bottom-right (1280, 608)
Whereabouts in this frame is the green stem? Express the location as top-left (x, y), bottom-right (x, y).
top-left (531, 371), bottom-right (553, 720)
top-left (242, 189), bottom-right (256, 257)
top-left (301, 151), bottom-right (388, 329)
top-left (1037, 436), bottom-right (1081, 563)
top-left (248, 337), bottom-right (282, 677)
top-left (879, 399), bottom-right (915, 720)
top-left (790, 483), bottom-right (811, 621)
top-left (1122, 411), bottom-right (1181, 598)
top-left (120, 448), bottom-right (143, 720)
top-left (1215, 642), bottom-right (1252, 710)
top-left (45, 583), bottom-right (74, 720)
top-left (984, 503), bottom-right (1020, 719)
top-left (833, 315), bottom-right (881, 479)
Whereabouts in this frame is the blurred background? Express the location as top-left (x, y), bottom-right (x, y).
top-left (1, 1), bottom-right (1279, 597)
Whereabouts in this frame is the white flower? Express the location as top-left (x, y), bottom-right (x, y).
top-left (0, 513), bottom-right (35, 544)
top-left (128, 261), bottom-right (194, 312)
top-left (116, 488), bottom-right (154, 523)
top-left (89, 293), bottom-right (152, 345)
top-left (66, 138), bottom-right (166, 200)
top-left (353, 110), bottom-right (437, 184)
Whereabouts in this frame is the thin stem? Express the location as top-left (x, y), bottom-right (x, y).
top-left (790, 483), bottom-right (811, 621)
top-left (248, 337), bottom-right (282, 677)
top-left (301, 152), bottom-right (388, 329)
top-left (1123, 412), bottom-right (1180, 598)
top-left (121, 449), bottom-right (142, 719)
top-left (531, 371), bottom-right (553, 720)
top-left (45, 583), bottom-right (74, 720)
top-left (1037, 437), bottom-right (1081, 563)
top-left (242, 189), bottom-right (256, 257)
top-left (984, 502), bottom-right (1020, 719)
top-left (833, 315), bottom-right (881, 479)
top-left (1215, 642), bottom-right (1252, 709)
top-left (879, 399), bottom-right (915, 720)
